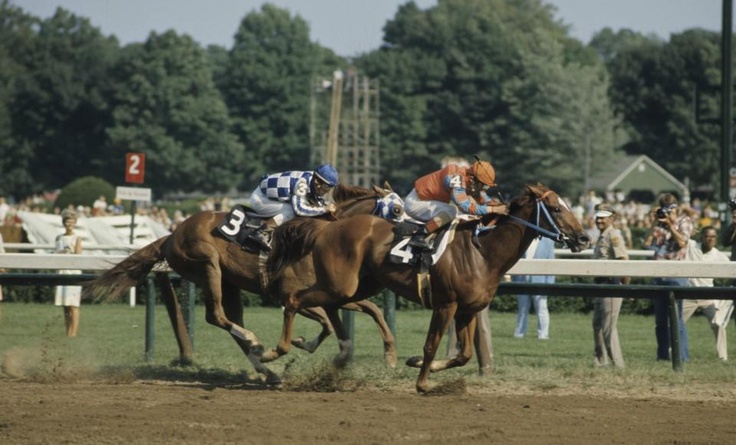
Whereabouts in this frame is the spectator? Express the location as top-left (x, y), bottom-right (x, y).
top-left (54, 209), bottom-right (83, 337)
top-left (513, 236), bottom-right (555, 340)
top-left (92, 195), bottom-right (107, 216)
top-left (110, 198), bottom-right (124, 215)
top-left (0, 232), bottom-right (5, 303)
top-left (644, 193), bottom-right (691, 362)
top-left (720, 199), bottom-right (736, 261)
top-left (684, 226), bottom-right (731, 361)
top-left (614, 214), bottom-right (634, 249)
top-left (591, 203), bottom-right (630, 368)
top-left (0, 196), bottom-right (9, 224)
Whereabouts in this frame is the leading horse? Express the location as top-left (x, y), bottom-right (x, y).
top-left (264, 183), bottom-right (590, 393)
top-left (83, 183), bottom-right (404, 384)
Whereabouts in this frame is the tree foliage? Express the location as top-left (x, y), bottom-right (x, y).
top-left (103, 31), bottom-right (243, 194)
top-left (597, 28), bottom-right (722, 196)
top-left (358, 0), bottom-right (624, 197)
top-left (0, 0), bottom-right (728, 204)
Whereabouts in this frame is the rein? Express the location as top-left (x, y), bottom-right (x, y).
top-left (506, 194), bottom-right (565, 243)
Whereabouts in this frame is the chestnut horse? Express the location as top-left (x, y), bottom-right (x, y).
top-left (263, 184), bottom-right (590, 393)
top-left (83, 183), bottom-right (404, 385)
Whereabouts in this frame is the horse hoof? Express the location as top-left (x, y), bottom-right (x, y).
top-left (260, 350), bottom-right (279, 363)
top-left (405, 356), bottom-right (423, 368)
top-left (265, 373), bottom-right (282, 386)
top-left (385, 352), bottom-right (398, 368)
top-left (291, 336), bottom-right (307, 349)
top-left (170, 357), bottom-right (194, 367)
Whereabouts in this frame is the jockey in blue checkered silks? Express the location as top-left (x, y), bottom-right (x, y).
top-left (247, 164), bottom-right (339, 250)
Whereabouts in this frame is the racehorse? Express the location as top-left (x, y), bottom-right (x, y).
top-left (263, 183), bottom-right (590, 393)
top-left (83, 183), bottom-right (405, 385)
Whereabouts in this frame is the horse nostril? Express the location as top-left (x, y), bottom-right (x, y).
top-left (579, 235), bottom-right (591, 244)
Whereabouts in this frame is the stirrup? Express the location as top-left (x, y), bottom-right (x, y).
top-left (250, 230), bottom-right (272, 251)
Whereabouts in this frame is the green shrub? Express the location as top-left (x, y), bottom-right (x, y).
top-left (55, 176), bottom-right (116, 210)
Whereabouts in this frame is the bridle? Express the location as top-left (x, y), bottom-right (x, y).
top-left (505, 190), bottom-right (567, 243)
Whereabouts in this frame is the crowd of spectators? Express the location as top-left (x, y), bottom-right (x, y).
top-left (567, 190), bottom-right (724, 248)
top-left (0, 189), bottom-right (727, 241)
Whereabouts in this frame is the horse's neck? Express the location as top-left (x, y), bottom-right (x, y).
top-left (478, 204), bottom-right (538, 272)
top-left (337, 196), bottom-right (375, 217)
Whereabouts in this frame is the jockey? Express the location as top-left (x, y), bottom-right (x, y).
top-left (248, 164), bottom-right (339, 250)
top-left (404, 159), bottom-right (509, 250)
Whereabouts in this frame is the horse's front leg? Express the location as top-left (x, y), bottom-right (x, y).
top-left (406, 304), bottom-right (456, 393)
top-left (260, 302), bottom-right (298, 363)
top-left (221, 282), bottom-right (280, 385)
top-left (340, 300), bottom-right (397, 368)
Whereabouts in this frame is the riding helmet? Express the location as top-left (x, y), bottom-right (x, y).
top-left (314, 164), bottom-right (339, 187)
top-left (469, 161), bottom-right (495, 186)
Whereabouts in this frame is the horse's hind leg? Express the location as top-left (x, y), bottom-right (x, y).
top-left (293, 306), bottom-right (334, 353)
top-left (220, 282), bottom-right (281, 385)
top-left (340, 300), bottom-right (397, 368)
top-left (155, 272), bottom-right (194, 366)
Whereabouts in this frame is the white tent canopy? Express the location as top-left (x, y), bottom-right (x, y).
top-left (18, 212), bottom-right (170, 254)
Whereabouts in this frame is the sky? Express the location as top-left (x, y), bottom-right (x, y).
top-left (17, 1), bottom-right (729, 57)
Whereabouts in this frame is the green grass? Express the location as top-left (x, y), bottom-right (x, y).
top-left (1, 302), bottom-right (734, 392)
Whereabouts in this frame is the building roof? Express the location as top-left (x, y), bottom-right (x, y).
top-left (588, 155), bottom-right (687, 196)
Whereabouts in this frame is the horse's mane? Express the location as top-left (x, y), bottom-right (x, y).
top-left (267, 217), bottom-right (325, 280)
top-left (471, 183), bottom-right (547, 228)
top-left (332, 183), bottom-right (375, 202)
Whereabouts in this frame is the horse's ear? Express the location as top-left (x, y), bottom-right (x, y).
top-left (383, 180), bottom-right (394, 192)
top-left (372, 184), bottom-right (387, 197)
top-left (525, 183), bottom-right (542, 199)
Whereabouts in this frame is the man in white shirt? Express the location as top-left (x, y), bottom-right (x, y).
top-left (684, 226), bottom-right (732, 361)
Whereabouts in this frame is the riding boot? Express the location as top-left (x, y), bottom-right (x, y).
top-left (408, 225), bottom-right (432, 251)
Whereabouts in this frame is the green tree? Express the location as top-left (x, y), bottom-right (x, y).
top-left (601, 29), bottom-right (721, 196)
top-left (2, 5), bottom-right (117, 198)
top-left (0, 0), bottom-right (35, 198)
top-left (224, 4), bottom-right (335, 185)
top-left (358, 0), bottom-right (623, 197)
top-left (104, 31), bottom-right (243, 195)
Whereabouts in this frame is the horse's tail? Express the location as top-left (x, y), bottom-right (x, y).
top-left (267, 218), bottom-right (323, 279)
top-left (83, 236), bottom-right (169, 303)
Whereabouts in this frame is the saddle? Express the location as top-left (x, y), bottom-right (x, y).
top-left (215, 204), bottom-right (268, 253)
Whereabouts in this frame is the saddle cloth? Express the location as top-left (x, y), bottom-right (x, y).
top-left (216, 204), bottom-right (263, 251)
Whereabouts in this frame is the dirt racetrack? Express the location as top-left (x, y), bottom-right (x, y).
top-left (2, 375), bottom-right (735, 445)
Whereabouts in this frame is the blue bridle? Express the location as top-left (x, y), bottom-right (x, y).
top-left (507, 198), bottom-right (566, 243)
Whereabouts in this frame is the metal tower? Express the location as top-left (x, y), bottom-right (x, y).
top-left (310, 69), bottom-right (380, 187)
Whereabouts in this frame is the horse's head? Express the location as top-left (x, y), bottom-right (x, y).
top-left (515, 183), bottom-right (590, 252)
top-left (371, 182), bottom-right (406, 222)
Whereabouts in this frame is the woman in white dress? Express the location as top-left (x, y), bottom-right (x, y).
top-left (54, 209), bottom-right (83, 337)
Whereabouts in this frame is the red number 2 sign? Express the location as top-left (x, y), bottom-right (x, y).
top-left (125, 152), bottom-right (146, 184)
